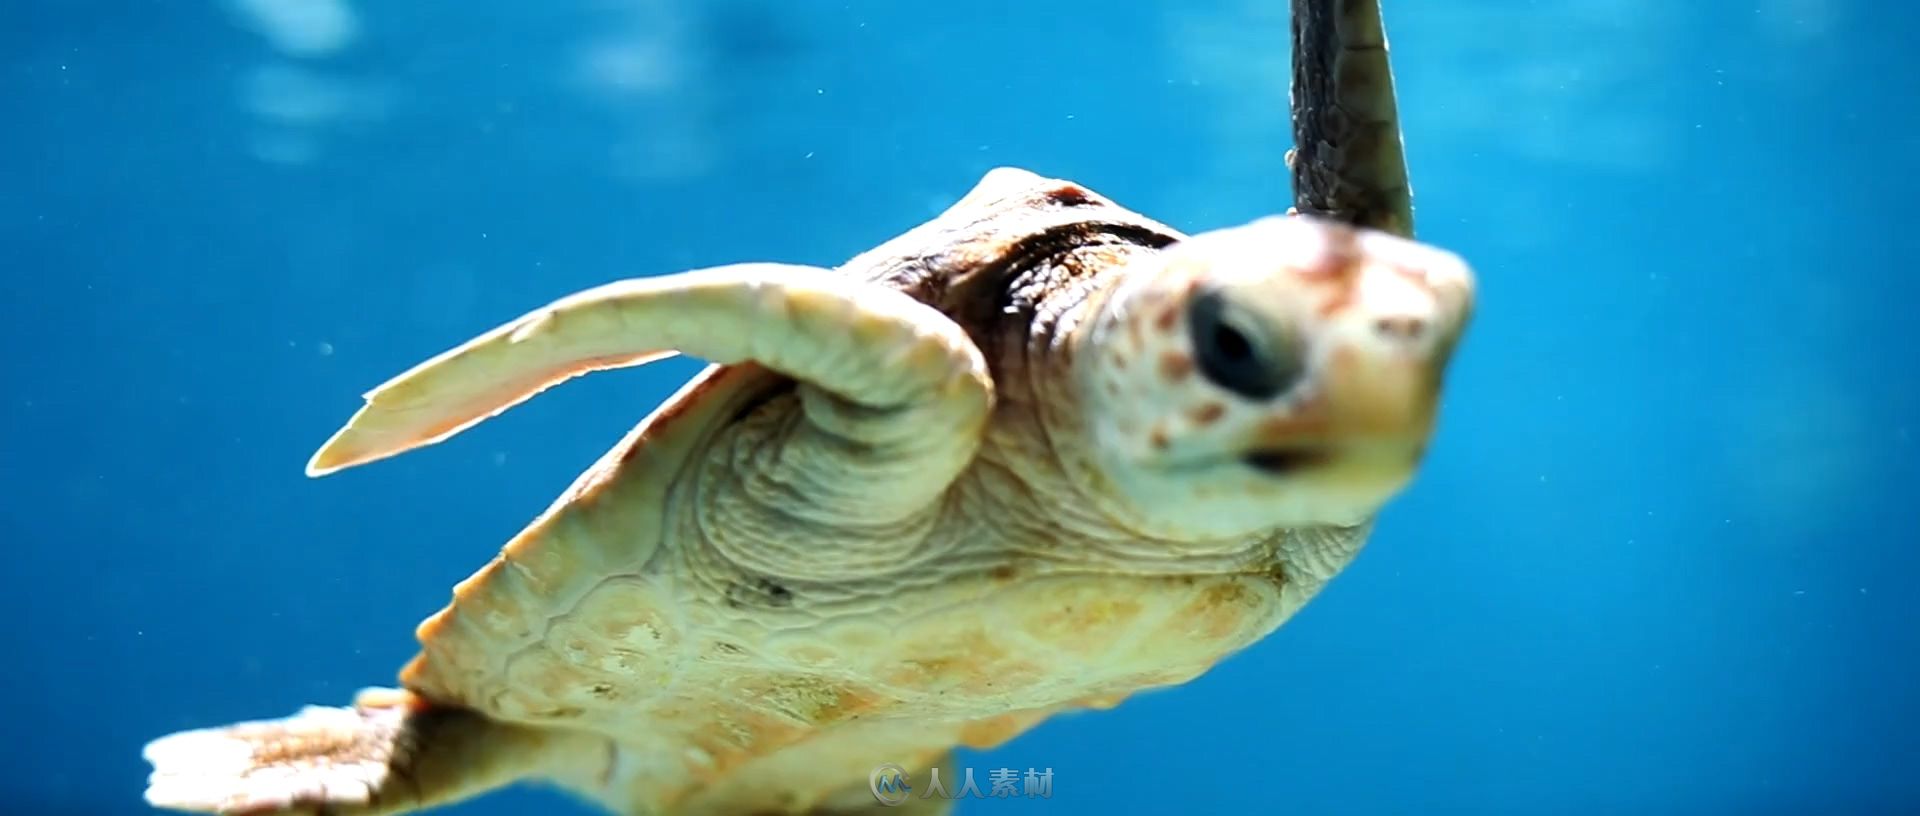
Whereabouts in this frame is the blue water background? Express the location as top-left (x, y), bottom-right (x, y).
top-left (4, 1), bottom-right (1917, 813)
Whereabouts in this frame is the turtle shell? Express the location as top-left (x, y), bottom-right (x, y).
top-left (390, 167), bottom-right (1188, 811)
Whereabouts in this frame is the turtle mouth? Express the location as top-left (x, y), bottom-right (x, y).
top-left (1240, 446), bottom-right (1333, 476)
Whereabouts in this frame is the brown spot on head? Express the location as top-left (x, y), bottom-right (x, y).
top-left (1189, 402), bottom-right (1226, 427)
top-left (1158, 351), bottom-right (1193, 383)
top-left (1045, 184), bottom-right (1094, 207)
top-left (988, 563), bottom-right (1019, 583)
top-left (1149, 425), bottom-right (1170, 450)
top-left (1309, 227), bottom-right (1367, 317)
top-left (1303, 222), bottom-right (1363, 280)
top-left (1317, 288), bottom-right (1357, 319)
top-left (1256, 411), bottom-right (1325, 440)
top-left (1153, 304), bottom-right (1179, 332)
top-left (1385, 260), bottom-right (1430, 284)
top-left (1110, 351), bottom-right (1127, 370)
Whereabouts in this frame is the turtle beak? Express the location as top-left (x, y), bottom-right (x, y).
top-left (1236, 228), bottom-right (1470, 486)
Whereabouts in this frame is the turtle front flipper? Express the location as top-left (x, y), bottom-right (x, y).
top-left (142, 688), bottom-right (602, 815)
top-left (308, 261), bottom-right (994, 524)
top-left (1288, 0), bottom-right (1415, 239)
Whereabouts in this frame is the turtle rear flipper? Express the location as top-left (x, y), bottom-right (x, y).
top-left (142, 688), bottom-right (588, 815)
top-left (1290, 0), bottom-right (1415, 238)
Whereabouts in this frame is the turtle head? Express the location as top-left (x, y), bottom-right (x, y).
top-left (1075, 215), bottom-right (1474, 539)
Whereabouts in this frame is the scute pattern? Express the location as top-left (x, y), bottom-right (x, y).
top-left (140, 3), bottom-right (1469, 813)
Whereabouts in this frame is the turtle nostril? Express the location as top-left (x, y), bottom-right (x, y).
top-left (1372, 316), bottom-right (1427, 342)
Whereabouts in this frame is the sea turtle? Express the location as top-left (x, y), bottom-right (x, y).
top-left (142, 1), bottom-right (1473, 813)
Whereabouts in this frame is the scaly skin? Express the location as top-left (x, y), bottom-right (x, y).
top-left (142, 2), bottom-right (1470, 815)
top-left (1290, 0), bottom-right (1416, 237)
top-left (142, 171), bottom-right (1473, 816)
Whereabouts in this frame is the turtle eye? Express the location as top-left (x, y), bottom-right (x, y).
top-left (1187, 286), bottom-right (1299, 400)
